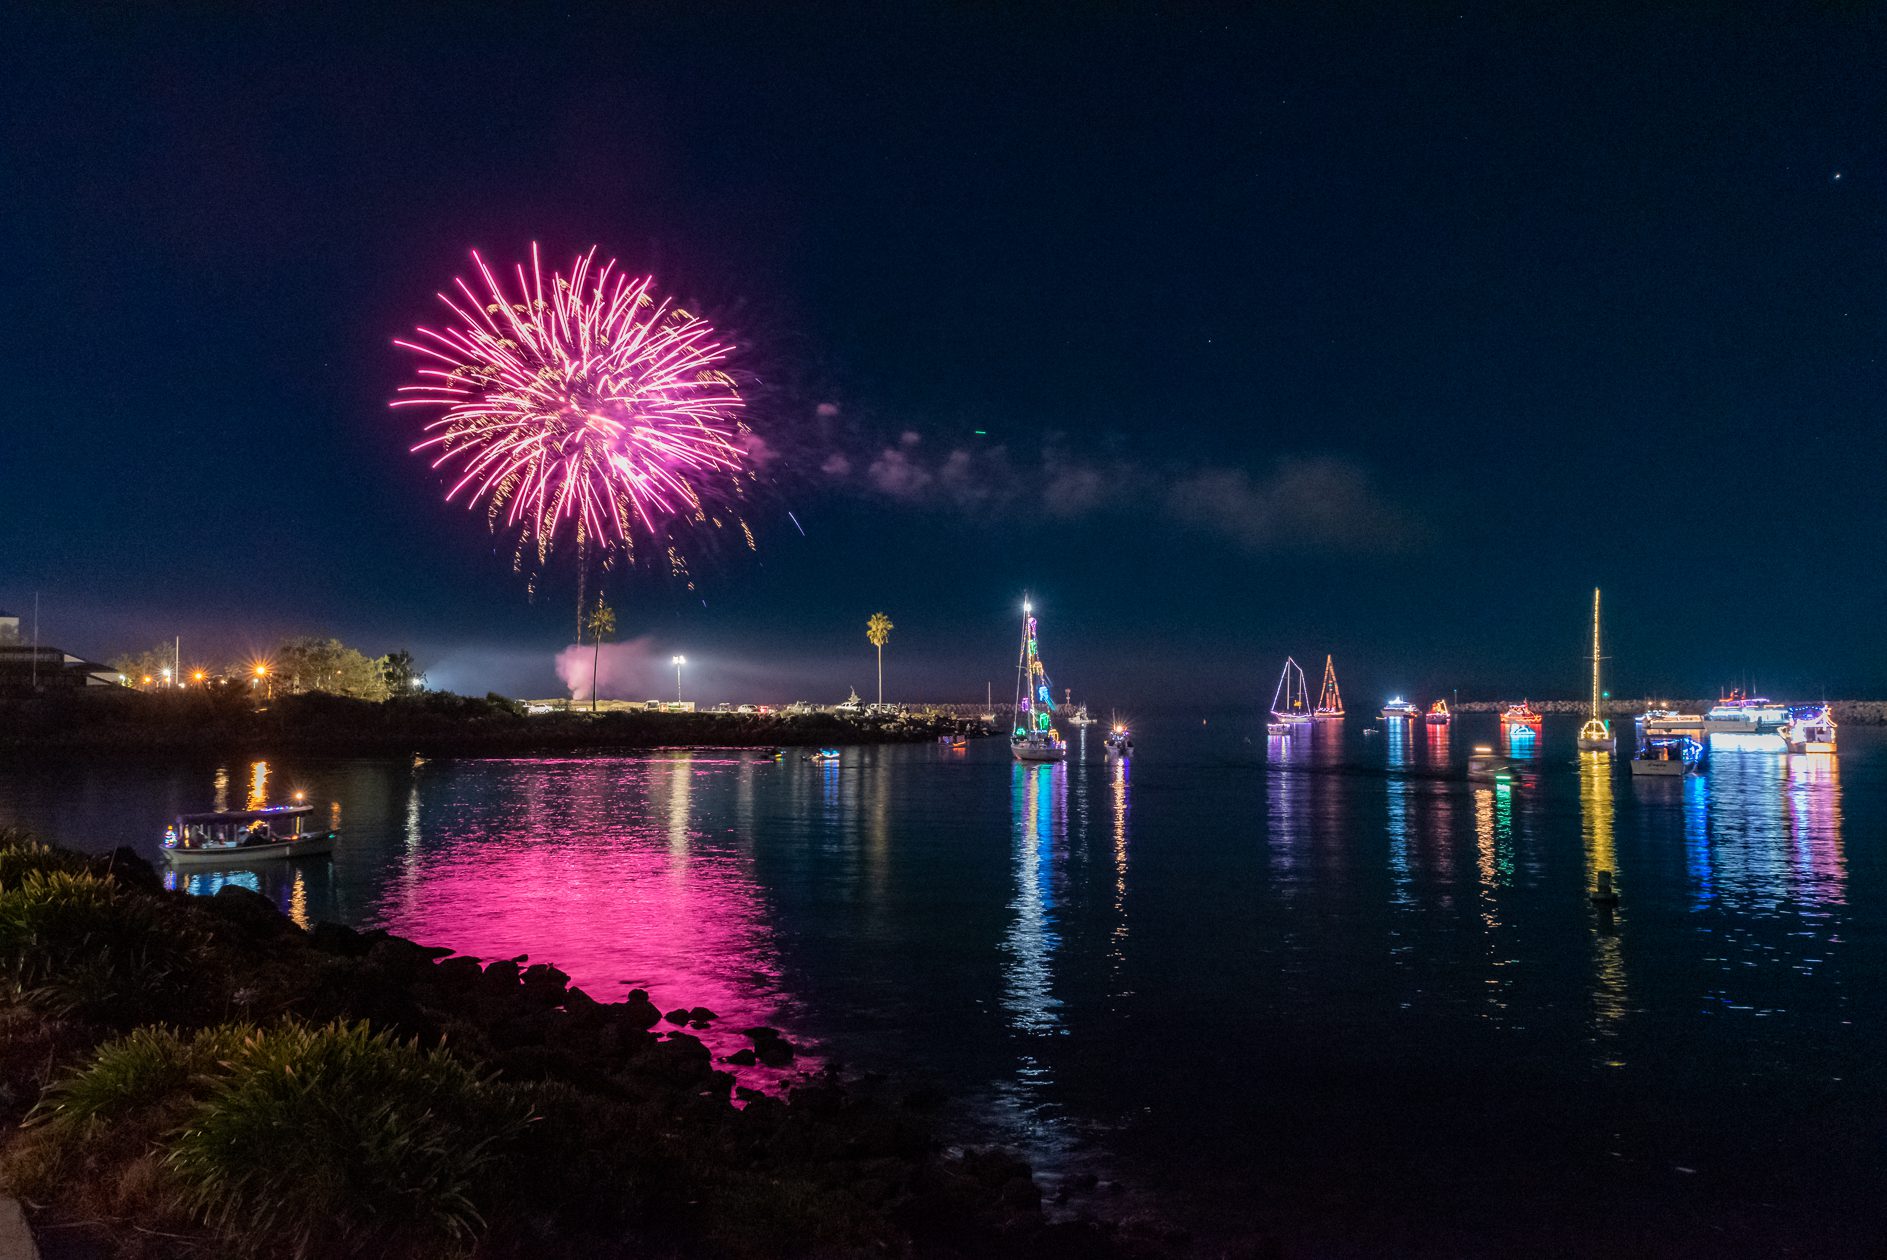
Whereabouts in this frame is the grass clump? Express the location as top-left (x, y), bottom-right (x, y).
top-left (0, 831), bottom-right (93, 887)
top-left (30, 1023), bottom-right (245, 1136)
top-left (167, 1020), bottom-right (529, 1259)
top-left (0, 869), bottom-right (206, 1022)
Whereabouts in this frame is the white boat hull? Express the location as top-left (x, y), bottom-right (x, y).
top-left (163, 832), bottom-right (335, 866)
top-left (1012, 743), bottom-right (1067, 763)
top-left (1629, 758), bottom-right (1691, 777)
top-left (1577, 737), bottom-right (1617, 752)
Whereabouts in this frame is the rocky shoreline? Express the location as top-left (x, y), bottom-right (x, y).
top-left (0, 836), bottom-right (1180, 1259)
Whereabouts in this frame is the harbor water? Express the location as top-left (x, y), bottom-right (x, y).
top-left (0, 717), bottom-right (1877, 1255)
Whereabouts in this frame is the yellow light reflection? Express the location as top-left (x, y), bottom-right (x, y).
top-left (1578, 751), bottom-right (1628, 1055)
top-left (245, 760), bottom-right (269, 810)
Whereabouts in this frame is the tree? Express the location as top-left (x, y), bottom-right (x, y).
top-left (866, 612), bottom-right (893, 706)
top-left (379, 650), bottom-right (422, 694)
top-left (584, 596), bottom-right (615, 712)
top-left (110, 643), bottom-right (179, 689)
top-left (274, 637), bottom-right (389, 701)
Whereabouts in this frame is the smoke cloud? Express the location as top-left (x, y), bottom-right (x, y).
top-left (554, 635), bottom-right (660, 702)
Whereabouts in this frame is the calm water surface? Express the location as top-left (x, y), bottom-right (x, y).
top-left (2, 717), bottom-right (1878, 1255)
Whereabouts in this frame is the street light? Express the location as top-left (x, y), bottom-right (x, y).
top-left (160, 667), bottom-right (171, 687)
top-left (671, 655), bottom-right (686, 702)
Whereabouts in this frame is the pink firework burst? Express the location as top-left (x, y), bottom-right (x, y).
top-left (394, 245), bottom-right (751, 572)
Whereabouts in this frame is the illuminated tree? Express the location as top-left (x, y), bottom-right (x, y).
top-left (585, 597), bottom-right (616, 712)
top-left (866, 612), bottom-right (893, 706)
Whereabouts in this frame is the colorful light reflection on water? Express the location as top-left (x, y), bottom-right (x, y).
top-left (0, 721), bottom-right (1880, 1253)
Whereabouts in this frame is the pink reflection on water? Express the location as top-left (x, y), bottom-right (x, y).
top-left (370, 755), bottom-right (796, 1070)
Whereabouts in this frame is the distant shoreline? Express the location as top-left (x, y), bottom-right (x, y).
top-left (0, 690), bottom-right (996, 759)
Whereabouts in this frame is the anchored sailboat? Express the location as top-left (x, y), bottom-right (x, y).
top-left (1271, 656), bottom-right (1314, 727)
top-left (1313, 655), bottom-right (1345, 719)
top-left (1577, 587), bottom-right (1616, 752)
top-left (1011, 597), bottom-right (1067, 763)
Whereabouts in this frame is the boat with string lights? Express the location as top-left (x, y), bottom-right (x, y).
top-left (162, 803), bottom-right (336, 867)
top-left (1313, 655), bottom-right (1345, 720)
top-left (1379, 697), bottom-right (1419, 721)
top-left (1425, 699), bottom-right (1451, 725)
top-left (1781, 705), bottom-right (1837, 754)
top-left (1701, 692), bottom-right (1791, 735)
top-left (1576, 588), bottom-right (1617, 752)
top-left (1104, 721), bottom-right (1134, 760)
top-left (1011, 597), bottom-right (1067, 763)
top-left (1630, 737), bottom-right (1701, 777)
top-left (1270, 656), bottom-right (1315, 727)
top-left (1500, 700), bottom-right (1544, 731)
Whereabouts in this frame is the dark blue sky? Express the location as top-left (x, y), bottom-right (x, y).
top-left (3, 4), bottom-right (1881, 706)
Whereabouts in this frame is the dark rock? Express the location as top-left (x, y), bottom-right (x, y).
top-left (100, 845), bottom-right (164, 891)
top-left (1069, 1171), bottom-right (1100, 1192)
top-left (687, 1005), bottom-right (717, 1022)
top-left (207, 884), bottom-right (284, 931)
top-left (483, 958), bottom-right (522, 988)
top-left (625, 987), bottom-right (649, 1001)
top-left (620, 994), bottom-right (662, 1030)
top-left (724, 1048), bottom-right (758, 1067)
top-left (740, 1025), bottom-right (781, 1040)
top-left (689, 1020), bottom-right (711, 1031)
top-left (959, 1148), bottom-right (1032, 1191)
top-left (309, 920), bottom-right (370, 957)
top-left (756, 1037), bottom-right (796, 1067)
top-left (432, 955), bottom-right (483, 990)
top-left (562, 985), bottom-right (600, 1013)
top-left (663, 1007), bottom-right (691, 1025)
top-left (522, 962), bottom-right (569, 989)
top-left (734, 1084), bottom-right (767, 1104)
top-left (902, 1083), bottom-right (947, 1112)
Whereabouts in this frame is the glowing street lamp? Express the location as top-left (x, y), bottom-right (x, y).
top-left (671, 655), bottom-right (686, 702)
top-left (160, 667), bottom-right (171, 686)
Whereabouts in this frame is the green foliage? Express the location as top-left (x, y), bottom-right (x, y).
top-left (108, 642), bottom-right (179, 687)
top-left (0, 870), bottom-right (204, 1021)
top-left (30, 1024), bottom-right (244, 1137)
top-left (378, 648), bottom-right (422, 693)
top-left (584, 596), bottom-right (615, 644)
top-left (167, 1021), bottom-right (529, 1259)
top-left (275, 635), bottom-right (391, 701)
top-left (0, 832), bottom-right (91, 887)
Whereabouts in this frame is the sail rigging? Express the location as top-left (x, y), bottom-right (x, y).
top-left (1315, 655), bottom-right (1344, 718)
top-left (1271, 656), bottom-right (1312, 721)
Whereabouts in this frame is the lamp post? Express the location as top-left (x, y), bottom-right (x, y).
top-left (672, 655), bottom-right (685, 703)
top-left (255, 663), bottom-right (271, 700)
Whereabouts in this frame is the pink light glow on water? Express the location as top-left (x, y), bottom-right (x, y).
top-left (368, 754), bottom-right (799, 1067)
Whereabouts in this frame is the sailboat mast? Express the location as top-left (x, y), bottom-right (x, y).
top-left (1590, 587), bottom-right (1602, 721)
top-left (1014, 598), bottom-right (1032, 731)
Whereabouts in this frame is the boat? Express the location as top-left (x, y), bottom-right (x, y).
top-left (1702, 691), bottom-right (1791, 734)
top-left (1270, 656), bottom-right (1315, 727)
top-left (1425, 699), bottom-right (1451, 725)
top-left (937, 733), bottom-right (967, 748)
top-left (1379, 697), bottom-right (1419, 721)
top-left (1467, 746), bottom-right (1518, 782)
top-left (1499, 700), bottom-right (1543, 730)
top-left (1631, 736), bottom-right (1701, 777)
top-left (1576, 587), bottom-right (1616, 752)
top-left (1103, 722), bottom-right (1134, 759)
top-left (1011, 597), bottom-right (1068, 763)
top-left (1781, 705), bottom-right (1837, 754)
top-left (1062, 692), bottom-right (1096, 727)
top-left (162, 804), bottom-right (336, 867)
top-left (1640, 707), bottom-right (1705, 737)
top-left (1313, 655), bottom-right (1345, 720)
top-left (804, 747), bottom-right (841, 762)
top-left (1266, 721), bottom-right (1289, 737)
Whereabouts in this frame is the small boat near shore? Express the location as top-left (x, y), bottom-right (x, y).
top-left (1467, 746), bottom-right (1518, 783)
top-left (1631, 737), bottom-right (1701, 777)
top-left (804, 748), bottom-right (841, 763)
top-left (1425, 699), bottom-right (1451, 726)
top-left (162, 804), bottom-right (336, 867)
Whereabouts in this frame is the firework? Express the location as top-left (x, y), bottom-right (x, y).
top-left (394, 245), bottom-right (751, 574)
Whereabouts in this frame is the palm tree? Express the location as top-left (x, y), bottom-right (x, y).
top-left (866, 612), bottom-right (893, 706)
top-left (585, 596), bottom-right (616, 712)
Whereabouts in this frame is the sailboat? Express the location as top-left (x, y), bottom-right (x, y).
top-left (1011, 597), bottom-right (1068, 763)
top-left (1270, 656), bottom-right (1314, 727)
top-left (1577, 587), bottom-right (1617, 752)
top-left (1313, 655), bottom-right (1345, 719)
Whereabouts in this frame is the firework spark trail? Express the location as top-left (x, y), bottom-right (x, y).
top-left (394, 245), bottom-right (753, 576)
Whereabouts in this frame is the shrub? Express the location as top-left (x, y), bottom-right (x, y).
top-left (167, 1021), bottom-right (529, 1259)
top-left (31, 1023), bottom-right (246, 1136)
top-left (0, 833), bottom-right (92, 887)
top-left (0, 870), bottom-right (206, 1021)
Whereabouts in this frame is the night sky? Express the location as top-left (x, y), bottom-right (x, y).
top-left (4, 4), bottom-right (1882, 707)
